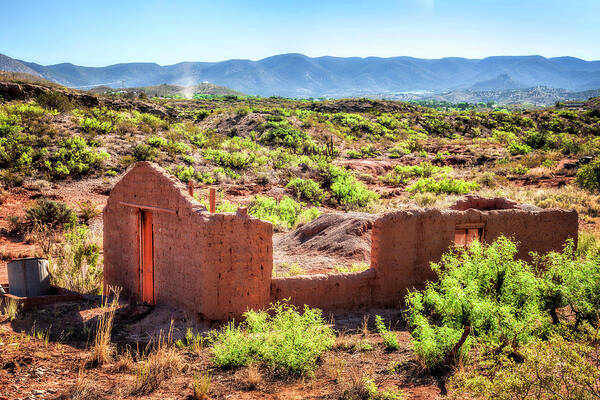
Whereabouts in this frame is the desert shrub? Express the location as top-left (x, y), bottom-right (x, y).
top-left (421, 113), bottom-right (454, 136)
top-left (320, 164), bottom-right (378, 209)
top-left (210, 302), bottom-right (335, 376)
top-left (46, 136), bottom-right (109, 178)
top-left (133, 111), bottom-right (167, 132)
top-left (147, 135), bottom-right (167, 148)
top-left (381, 162), bottom-right (451, 186)
top-left (542, 241), bottom-right (600, 325)
top-left (374, 315), bottom-right (400, 351)
top-left (77, 200), bottom-right (101, 225)
top-left (48, 224), bottom-right (103, 294)
top-left (332, 113), bottom-right (383, 137)
top-left (194, 109), bottom-right (210, 121)
top-left (448, 335), bottom-right (600, 400)
top-left (522, 129), bottom-right (549, 149)
top-left (286, 178), bottom-right (325, 205)
top-left (491, 129), bottom-right (518, 144)
top-left (388, 132), bottom-right (428, 157)
top-left (204, 149), bottom-right (255, 170)
top-left (347, 145), bottom-right (378, 159)
top-left (406, 238), bottom-right (542, 369)
top-left (508, 141), bottom-right (532, 155)
top-left (172, 165), bottom-right (195, 182)
top-left (36, 91), bottom-right (73, 113)
top-left (248, 195), bottom-right (320, 230)
top-left (188, 132), bottom-right (207, 148)
top-left (5, 102), bottom-right (50, 119)
top-left (132, 143), bottom-right (156, 161)
top-left (80, 117), bottom-right (113, 135)
top-left (576, 158), bottom-right (600, 192)
top-left (259, 121), bottom-right (309, 148)
top-left (407, 177), bottom-right (479, 194)
top-left (406, 237), bottom-right (600, 370)
top-left (25, 198), bottom-right (77, 229)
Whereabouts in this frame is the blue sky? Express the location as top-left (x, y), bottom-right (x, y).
top-left (2, 0), bottom-right (599, 66)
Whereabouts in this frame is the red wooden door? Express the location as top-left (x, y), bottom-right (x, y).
top-left (140, 211), bottom-right (154, 304)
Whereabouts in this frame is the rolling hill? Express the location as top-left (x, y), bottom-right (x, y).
top-left (1, 53), bottom-right (600, 98)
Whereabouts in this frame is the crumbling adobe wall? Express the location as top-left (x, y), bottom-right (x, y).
top-left (104, 162), bottom-right (273, 321)
top-left (105, 163), bottom-right (577, 319)
top-left (195, 210), bottom-right (273, 320)
top-left (270, 269), bottom-right (375, 311)
top-left (370, 207), bottom-right (578, 307)
top-left (270, 206), bottom-right (577, 313)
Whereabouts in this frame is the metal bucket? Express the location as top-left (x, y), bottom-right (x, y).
top-left (7, 258), bottom-right (50, 297)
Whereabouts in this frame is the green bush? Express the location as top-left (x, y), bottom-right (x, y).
top-left (576, 158), bottom-right (600, 192)
top-left (374, 315), bottom-right (400, 351)
top-left (448, 335), bottom-right (600, 400)
top-left (36, 91), bottom-right (73, 113)
top-left (542, 241), bottom-right (600, 325)
top-left (188, 132), bottom-right (207, 148)
top-left (80, 117), bottom-right (113, 135)
top-left (508, 141), bottom-right (532, 155)
top-left (407, 177), bottom-right (479, 195)
top-left (6, 103), bottom-right (50, 119)
top-left (320, 164), bottom-right (379, 209)
top-left (49, 224), bottom-right (102, 294)
top-left (347, 145), bottom-right (378, 159)
top-left (172, 165), bottom-right (195, 182)
top-left (381, 162), bottom-right (452, 186)
top-left (286, 178), bottom-right (325, 205)
top-left (204, 149), bottom-right (255, 170)
top-left (259, 121), bottom-right (309, 148)
top-left (25, 198), bottom-right (77, 229)
top-left (147, 136), bottom-right (167, 148)
top-left (133, 111), bottom-right (167, 132)
top-left (405, 237), bottom-right (600, 370)
top-left (210, 302), bottom-right (335, 376)
top-left (46, 136), bottom-right (109, 178)
top-left (248, 195), bottom-right (320, 230)
top-left (132, 143), bottom-right (156, 161)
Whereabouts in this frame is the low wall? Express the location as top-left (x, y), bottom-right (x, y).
top-left (268, 207), bottom-right (578, 313)
top-left (270, 269), bottom-right (375, 311)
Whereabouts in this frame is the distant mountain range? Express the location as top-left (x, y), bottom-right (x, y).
top-left (2, 53), bottom-right (600, 98)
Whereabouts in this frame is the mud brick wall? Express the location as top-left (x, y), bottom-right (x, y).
top-left (103, 162), bottom-right (272, 320)
top-left (105, 162), bottom-right (578, 320)
top-left (370, 208), bottom-right (578, 308)
top-left (194, 210), bottom-right (273, 320)
top-left (270, 269), bottom-right (375, 311)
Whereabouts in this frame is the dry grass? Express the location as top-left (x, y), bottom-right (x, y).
top-left (112, 348), bottom-right (134, 372)
top-left (1, 298), bottom-right (20, 321)
top-left (362, 315), bottom-right (370, 336)
top-left (478, 185), bottom-right (600, 218)
top-left (192, 372), bottom-right (212, 399)
top-left (88, 288), bottom-right (120, 366)
top-left (59, 368), bottom-right (97, 400)
top-left (234, 363), bottom-right (263, 390)
top-left (131, 329), bottom-right (184, 395)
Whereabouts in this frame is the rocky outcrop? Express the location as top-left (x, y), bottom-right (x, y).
top-left (0, 81), bottom-right (168, 118)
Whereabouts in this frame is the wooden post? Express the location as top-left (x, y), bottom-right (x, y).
top-left (187, 180), bottom-right (194, 197)
top-left (209, 188), bottom-right (216, 213)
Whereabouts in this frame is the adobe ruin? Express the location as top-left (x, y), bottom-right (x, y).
top-left (103, 162), bottom-right (578, 320)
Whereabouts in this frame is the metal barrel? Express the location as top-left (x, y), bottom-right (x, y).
top-left (7, 258), bottom-right (50, 297)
